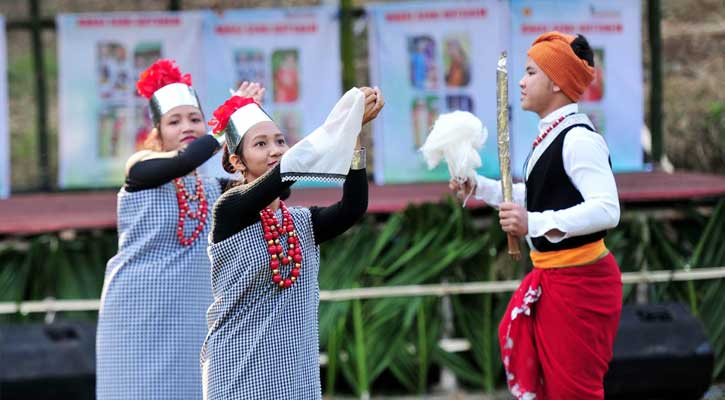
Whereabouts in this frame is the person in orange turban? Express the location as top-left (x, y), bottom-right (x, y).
top-left (451, 32), bottom-right (622, 399)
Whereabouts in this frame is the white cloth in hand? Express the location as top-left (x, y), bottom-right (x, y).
top-left (420, 110), bottom-right (487, 185)
top-left (280, 88), bottom-right (365, 183)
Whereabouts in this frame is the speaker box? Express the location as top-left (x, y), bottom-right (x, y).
top-left (605, 303), bottom-right (714, 400)
top-left (0, 320), bottom-right (96, 400)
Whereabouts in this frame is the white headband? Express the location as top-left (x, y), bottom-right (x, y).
top-left (150, 83), bottom-right (200, 123)
top-left (230, 103), bottom-right (272, 137)
top-left (225, 102), bottom-right (273, 152)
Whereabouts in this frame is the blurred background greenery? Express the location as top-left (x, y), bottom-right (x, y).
top-left (2, 198), bottom-right (723, 396)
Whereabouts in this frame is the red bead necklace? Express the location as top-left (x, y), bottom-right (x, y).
top-left (173, 170), bottom-right (208, 246)
top-left (260, 201), bottom-right (302, 289)
top-left (532, 115), bottom-right (567, 148)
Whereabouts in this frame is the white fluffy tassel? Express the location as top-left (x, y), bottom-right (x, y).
top-left (420, 111), bottom-right (487, 206)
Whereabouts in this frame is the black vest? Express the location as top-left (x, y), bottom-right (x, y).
top-left (526, 123), bottom-right (608, 252)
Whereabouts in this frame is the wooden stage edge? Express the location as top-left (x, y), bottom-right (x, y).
top-left (1, 171), bottom-right (724, 236)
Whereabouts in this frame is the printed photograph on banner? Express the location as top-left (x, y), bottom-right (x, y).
top-left (133, 104), bottom-right (153, 151)
top-left (234, 49), bottom-right (266, 102)
top-left (408, 35), bottom-right (437, 90)
top-left (97, 42), bottom-right (129, 102)
top-left (272, 49), bottom-right (299, 103)
top-left (443, 34), bottom-right (471, 87)
top-left (133, 42), bottom-right (162, 98)
top-left (581, 105), bottom-right (606, 136)
top-left (97, 105), bottom-right (128, 159)
top-left (411, 96), bottom-right (439, 149)
top-left (132, 42), bottom-right (162, 151)
top-left (273, 109), bottom-right (303, 146)
top-left (581, 47), bottom-right (605, 102)
top-left (446, 94), bottom-right (474, 112)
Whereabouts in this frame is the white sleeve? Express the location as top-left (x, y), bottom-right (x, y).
top-left (474, 175), bottom-right (526, 208)
top-left (527, 128), bottom-right (620, 242)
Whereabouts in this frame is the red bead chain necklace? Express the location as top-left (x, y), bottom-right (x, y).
top-left (532, 114), bottom-right (568, 148)
top-left (173, 170), bottom-right (208, 246)
top-left (260, 201), bottom-right (302, 289)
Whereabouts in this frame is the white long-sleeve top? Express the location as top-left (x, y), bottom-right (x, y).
top-left (474, 103), bottom-right (620, 251)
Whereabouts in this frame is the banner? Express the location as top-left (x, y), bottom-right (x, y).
top-left (0, 16), bottom-right (9, 198)
top-left (367, 1), bottom-right (507, 184)
top-left (57, 12), bottom-right (205, 188)
top-left (510, 0), bottom-right (643, 174)
top-left (200, 7), bottom-right (341, 179)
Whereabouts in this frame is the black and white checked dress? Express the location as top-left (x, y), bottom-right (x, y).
top-left (202, 206), bottom-right (322, 400)
top-left (97, 174), bottom-right (222, 400)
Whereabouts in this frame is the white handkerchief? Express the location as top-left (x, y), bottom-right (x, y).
top-left (280, 88), bottom-right (365, 183)
top-left (420, 110), bottom-right (488, 184)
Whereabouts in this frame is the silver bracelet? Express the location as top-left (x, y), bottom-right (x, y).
top-left (351, 147), bottom-right (366, 170)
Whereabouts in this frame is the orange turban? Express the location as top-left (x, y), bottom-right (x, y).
top-left (527, 31), bottom-right (595, 102)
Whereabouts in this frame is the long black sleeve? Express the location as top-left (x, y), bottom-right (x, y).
top-left (125, 135), bottom-right (220, 192)
top-left (309, 168), bottom-right (368, 244)
top-left (210, 167), bottom-right (368, 245)
top-left (211, 165), bottom-right (294, 244)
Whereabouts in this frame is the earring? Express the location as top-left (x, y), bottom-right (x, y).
top-left (241, 170), bottom-right (247, 184)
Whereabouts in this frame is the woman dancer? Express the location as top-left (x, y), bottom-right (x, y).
top-left (96, 59), bottom-right (263, 399)
top-left (201, 86), bottom-right (383, 399)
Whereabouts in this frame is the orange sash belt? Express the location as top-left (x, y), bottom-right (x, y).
top-left (530, 239), bottom-right (608, 269)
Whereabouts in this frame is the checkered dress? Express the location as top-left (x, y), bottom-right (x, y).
top-left (97, 174), bottom-right (222, 400)
top-left (202, 206), bottom-right (322, 400)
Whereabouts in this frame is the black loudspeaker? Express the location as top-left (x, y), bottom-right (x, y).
top-left (0, 320), bottom-right (96, 400)
top-left (604, 303), bottom-right (714, 400)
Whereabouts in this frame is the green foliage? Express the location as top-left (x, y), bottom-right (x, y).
top-left (0, 230), bottom-right (115, 322)
top-left (1, 198), bottom-right (724, 393)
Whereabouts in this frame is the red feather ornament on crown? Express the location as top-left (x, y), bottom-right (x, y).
top-left (208, 96), bottom-right (258, 134)
top-left (136, 59), bottom-right (192, 99)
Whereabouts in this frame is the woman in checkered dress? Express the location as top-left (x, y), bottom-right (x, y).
top-left (96, 59), bottom-right (264, 400)
top-left (201, 87), bottom-right (384, 399)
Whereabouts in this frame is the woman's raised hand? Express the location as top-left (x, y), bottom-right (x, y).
top-left (361, 86), bottom-right (385, 125)
top-left (234, 81), bottom-right (266, 105)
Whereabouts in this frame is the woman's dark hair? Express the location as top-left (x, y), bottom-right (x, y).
top-left (571, 34), bottom-right (595, 67)
top-left (220, 131), bottom-right (291, 199)
top-left (142, 126), bottom-right (163, 151)
top-left (221, 142), bottom-right (240, 174)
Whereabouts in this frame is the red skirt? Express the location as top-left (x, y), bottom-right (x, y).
top-left (498, 253), bottom-right (622, 400)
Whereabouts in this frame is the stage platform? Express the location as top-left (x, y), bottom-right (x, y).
top-left (1, 171), bottom-right (724, 236)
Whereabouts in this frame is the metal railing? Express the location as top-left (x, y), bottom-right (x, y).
top-left (2, 266), bottom-right (724, 315)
